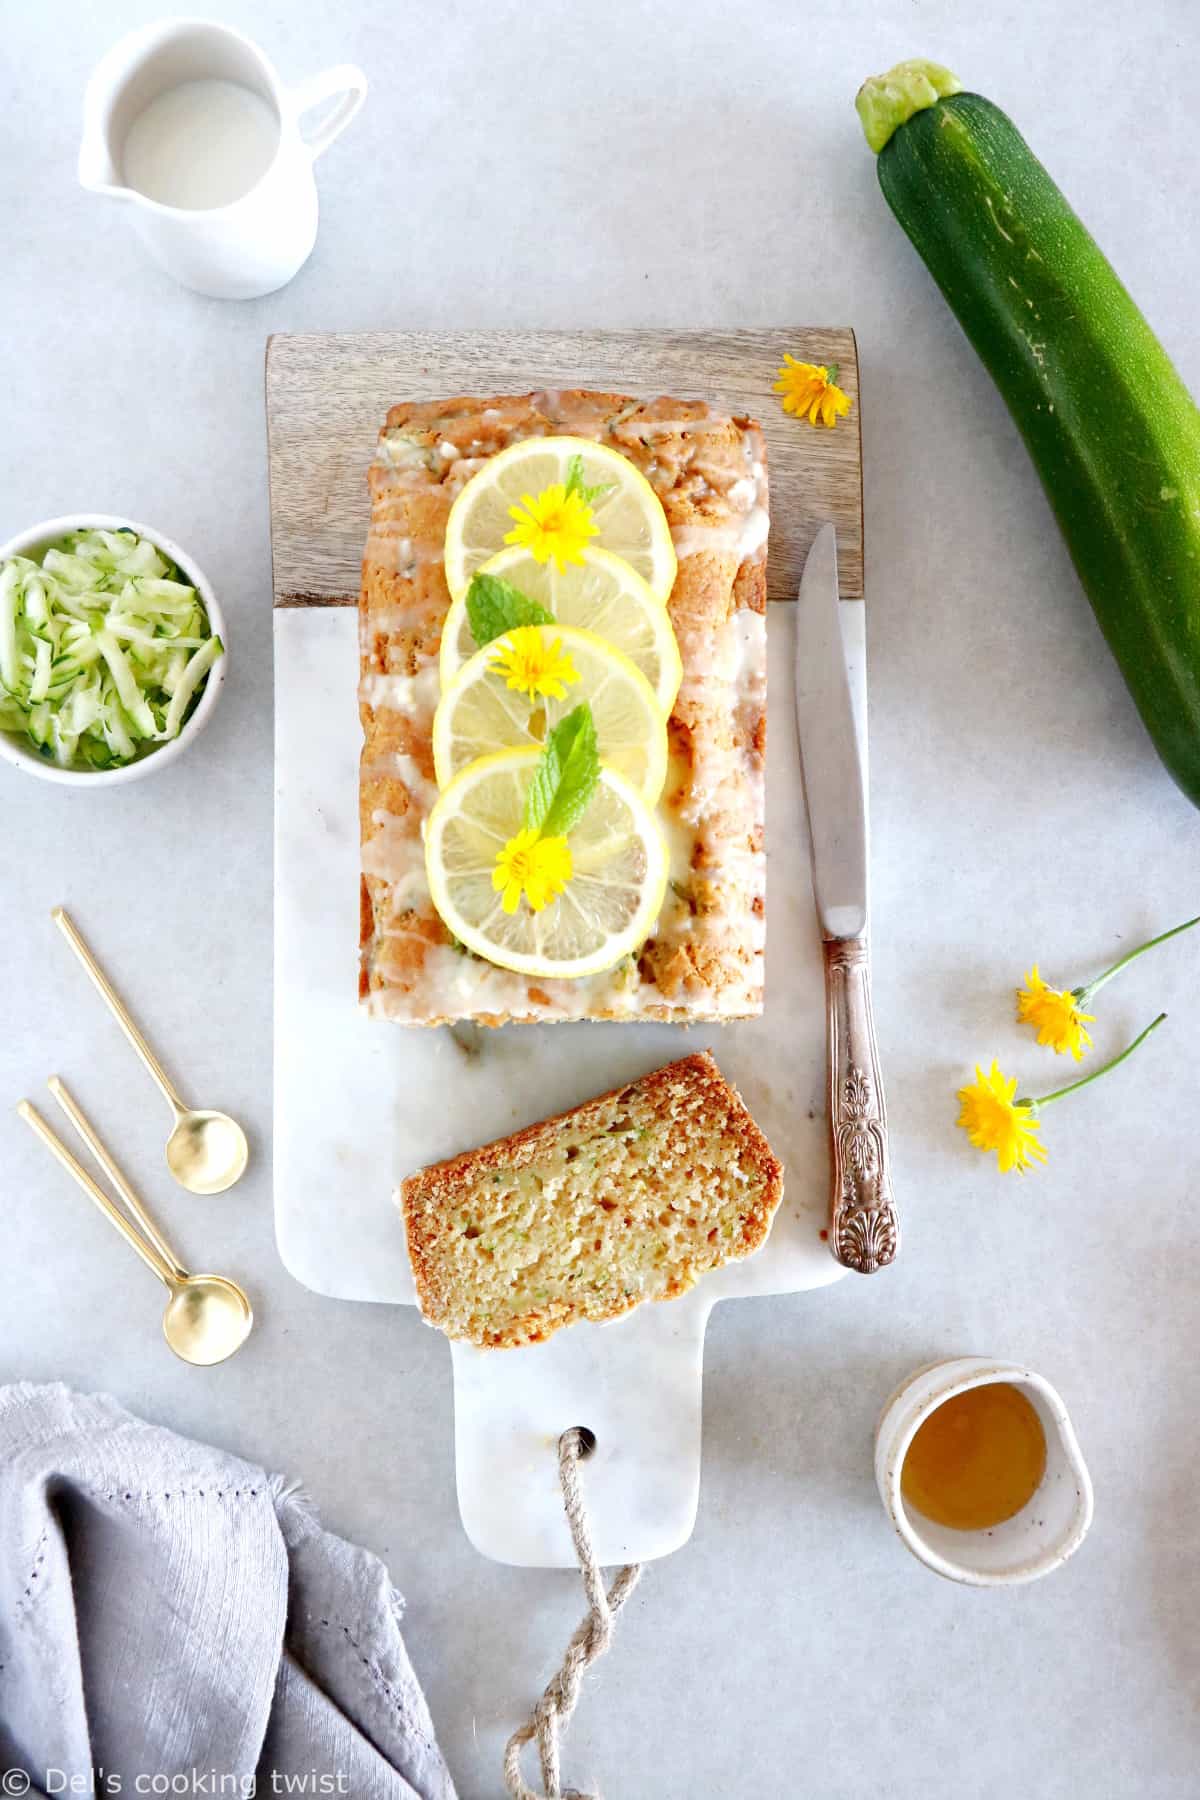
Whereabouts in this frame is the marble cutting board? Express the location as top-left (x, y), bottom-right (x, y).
top-left (269, 329), bottom-right (866, 1567)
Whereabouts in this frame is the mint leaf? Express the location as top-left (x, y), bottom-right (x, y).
top-left (465, 572), bottom-right (554, 648)
top-left (542, 707), bottom-right (601, 836)
top-left (564, 453), bottom-right (613, 508)
top-left (523, 704), bottom-right (600, 838)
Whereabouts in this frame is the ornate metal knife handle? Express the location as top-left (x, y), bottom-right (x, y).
top-left (822, 936), bottom-right (899, 1274)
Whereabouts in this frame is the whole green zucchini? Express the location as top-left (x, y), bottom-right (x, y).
top-left (858, 60), bottom-right (1200, 809)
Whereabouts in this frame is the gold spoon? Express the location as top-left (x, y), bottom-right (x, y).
top-left (52, 906), bottom-right (249, 1195)
top-left (18, 1088), bottom-right (253, 1367)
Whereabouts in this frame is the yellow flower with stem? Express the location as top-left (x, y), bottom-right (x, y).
top-left (957, 1062), bottom-right (1048, 1173)
top-left (491, 827), bottom-right (573, 915)
top-left (957, 1013), bottom-right (1167, 1173)
top-left (1016, 967), bottom-right (1095, 1061)
top-left (489, 626), bottom-right (579, 702)
top-left (1017, 915), bottom-right (1199, 1058)
top-left (504, 455), bottom-right (607, 571)
top-left (774, 354), bottom-right (853, 428)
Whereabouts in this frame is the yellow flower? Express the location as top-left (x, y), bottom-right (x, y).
top-left (1015, 917), bottom-right (1199, 1060)
top-left (957, 1015), bottom-right (1166, 1175)
top-left (1016, 965), bottom-right (1095, 1060)
top-left (492, 828), bottom-right (573, 914)
top-left (956, 1060), bottom-right (1048, 1174)
top-left (505, 482), bottom-right (599, 569)
top-left (489, 626), bottom-right (579, 701)
top-left (774, 355), bottom-right (853, 428)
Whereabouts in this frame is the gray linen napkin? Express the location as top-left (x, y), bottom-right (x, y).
top-left (0, 1383), bottom-right (457, 1800)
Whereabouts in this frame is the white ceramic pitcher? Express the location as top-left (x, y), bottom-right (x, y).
top-left (79, 19), bottom-right (366, 299)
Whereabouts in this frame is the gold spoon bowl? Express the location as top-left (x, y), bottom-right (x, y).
top-left (161, 1272), bottom-right (253, 1365)
top-left (19, 1087), bottom-right (253, 1368)
top-left (165, 1109), bottom-right (249, 1195)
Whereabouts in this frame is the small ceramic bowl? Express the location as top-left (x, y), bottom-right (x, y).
top-left (0, 513), bottom-right (226, 787)
top-left (875, 1356), bottom-right (1093, 1586)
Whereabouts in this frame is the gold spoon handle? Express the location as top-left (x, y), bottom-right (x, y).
top-left (52, 907), bottom-right (187, 1118)
top-left (17, 1100), bottom-right (175, 1289)
top-left (47, 1077), bottom-right (187, 1281)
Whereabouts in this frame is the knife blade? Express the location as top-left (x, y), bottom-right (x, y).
top-left (794, 521), bottom-right (867, 941)
top-left (793, 522), bottom-right (899, 1275)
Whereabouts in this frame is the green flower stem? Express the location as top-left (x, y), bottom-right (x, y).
top-left (1074, 914), bottom-right (1200, 1003)
top-left (825, 362), bottom-right (840, 385)
top-left (1018, 1013), bottom-right (1167, 1113)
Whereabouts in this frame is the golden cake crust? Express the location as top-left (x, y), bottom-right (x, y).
top-left (400, 1051), bottom-right (784, 1348)
top-left (360, 390), bottom-right (768, 1024)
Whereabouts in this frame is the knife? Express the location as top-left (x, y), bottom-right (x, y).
top-left (794, 522), bottom-right (898, 1274)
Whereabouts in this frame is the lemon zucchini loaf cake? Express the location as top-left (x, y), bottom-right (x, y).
top-left (359, 391), bottom-right (768, 1025)
top-left (400, 1051), bottom-right (783, 1349)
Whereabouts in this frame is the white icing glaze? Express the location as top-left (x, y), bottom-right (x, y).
top-left (669, 426), bottom-right (769, 565)
top-left (739, 507), bottom-right (769, 559)
top-left (379, 434), bottom-right (430, 471)
top-left (362, 817), bottom-right (427, 890)
top-left (361, 405), bottom-right (768, 1023)
top-left (364, 528), bottom-right (445, 573)
top-left (620, 415), bottom-right (712, 437)
top-left (446, 457), bottom-right (490, 484)
top-left (670, 523), bottom-right (742, 561)
top-left (676, 613), bottom-right (764, 706)
top-left (670, 506), bottom-right (769, 564)
top-left (359, 666), bottom-right (441, 716)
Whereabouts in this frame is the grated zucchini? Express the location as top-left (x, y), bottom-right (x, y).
top-left (0, 527), bottom-right (222, 770)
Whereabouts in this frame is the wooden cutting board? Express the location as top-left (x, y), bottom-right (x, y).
top-left (265, 327), bottom-right (863, 604)
top-left (266, 326), bottom-right (865, 1565)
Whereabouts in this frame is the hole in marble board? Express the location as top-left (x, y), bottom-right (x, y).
top-left (567, 1426), bottom-right (597, 1459)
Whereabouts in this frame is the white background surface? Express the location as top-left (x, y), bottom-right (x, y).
top-left (1, 2), bottom-right (1197, 1795)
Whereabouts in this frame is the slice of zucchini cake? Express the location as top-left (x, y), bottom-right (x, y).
top-left (400, 1051), bottom-right (783, 1349)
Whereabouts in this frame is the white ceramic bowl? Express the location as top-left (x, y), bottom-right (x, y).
top-left (875, 1356), bottom-right (1093, 1586)
top-left (0, 513), bottom-right (226, 786)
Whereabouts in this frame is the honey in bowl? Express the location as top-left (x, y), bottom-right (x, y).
top-left (900, 1382), bottom-right (1048, 1531)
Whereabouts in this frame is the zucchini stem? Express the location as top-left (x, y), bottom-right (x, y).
top-left (856, 59), bottom-right (963, 153)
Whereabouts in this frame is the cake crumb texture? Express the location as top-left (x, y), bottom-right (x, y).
top-left (400, 1051), bottom-right (783, 1348)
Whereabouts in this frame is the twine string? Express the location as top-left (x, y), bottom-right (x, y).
top-left (502, 1428), bottom-right (643, 1800)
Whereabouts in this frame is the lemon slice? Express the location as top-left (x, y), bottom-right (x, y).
top-left (432, 625), bottom-right (669, 805)
top-left (443, 436), bottom-right (678, 603)
top-left (439, 545), bottom-right (683, 713)
top-left (425, 747), bottom-right (669, 979)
